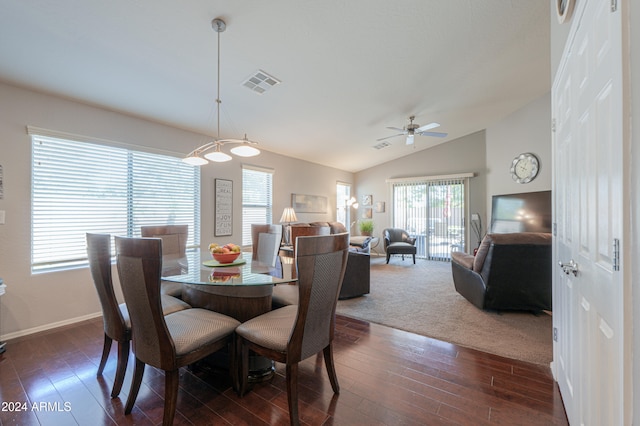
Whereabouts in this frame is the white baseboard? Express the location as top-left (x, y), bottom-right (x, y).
top-left (0, 312), bottom-right (103, 342)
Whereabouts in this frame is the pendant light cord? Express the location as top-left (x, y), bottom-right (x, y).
top-left (216, 26), bottom-right (221, 141)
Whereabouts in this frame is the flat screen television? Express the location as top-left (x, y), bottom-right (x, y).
top-left (490, 190), bottom-right (552, 234)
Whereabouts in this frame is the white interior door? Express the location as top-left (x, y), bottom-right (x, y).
top-left (552, 0), bottom-right (625, 424)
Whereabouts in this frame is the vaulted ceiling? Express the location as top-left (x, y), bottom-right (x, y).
top-left (0, 1), bottom-right (550, 172)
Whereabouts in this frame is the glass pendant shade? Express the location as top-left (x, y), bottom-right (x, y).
top-left (204, 150), bottom-right (232, 162)
top-left (230, 144), bottom-right (260, 157)
top-left (182, 155), bottom-right (208, 166)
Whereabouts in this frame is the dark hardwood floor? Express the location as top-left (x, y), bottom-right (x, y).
top-left (0, 315), bottom-right (568, 425)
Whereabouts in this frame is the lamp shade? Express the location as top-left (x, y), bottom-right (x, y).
top-left (280, 207), bottom-right (298, 223)
top-left (230, 143), bottom-right (260, 157)
top-left (204, 150), bottom-right (232, 162)
top-left (182, 155), bottom-right (208, 166)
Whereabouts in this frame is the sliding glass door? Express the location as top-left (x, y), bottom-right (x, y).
top-left (392, 177), bottom-right (465, 260)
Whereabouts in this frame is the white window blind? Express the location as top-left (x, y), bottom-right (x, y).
top-left (31, 135), bottom-right (200, 272)
top-left (392, 177), bottom-right (466, 261)
top-left (242, 165), bottom-right (273, 246)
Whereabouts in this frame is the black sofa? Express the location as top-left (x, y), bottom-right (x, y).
top-left (451, 232), bottom-right (552, 311)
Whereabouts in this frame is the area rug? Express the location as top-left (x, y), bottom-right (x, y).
top-left (336, 256), bottom-right (553, 365)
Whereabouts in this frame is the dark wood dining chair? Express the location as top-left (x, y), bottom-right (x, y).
top-left (250, 223), bottom-right (283, 268)
top-left (86, 233), bottom-right (190, 398)
top-left (236, 233), bottom-right (349, 425)
top-left (271, 225), bottom-right (332, 309)
top-left (115, 236), bottom-right (240, 426)
top-left (141, 224), bottom-right (188, 297)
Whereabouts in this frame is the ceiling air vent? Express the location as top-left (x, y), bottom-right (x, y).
top-left (242, 70), bottom-right (281, 94)
top-left (373, 141), bottom-right (391, 150)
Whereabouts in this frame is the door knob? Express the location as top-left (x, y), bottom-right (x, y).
top-left (558, 259), bottom-right (578, 277)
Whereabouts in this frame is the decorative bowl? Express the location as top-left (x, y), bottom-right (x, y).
top-left (212, 252), bottom-right (241, 264)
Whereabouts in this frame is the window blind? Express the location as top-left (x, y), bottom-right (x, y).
top-left (31, 135), bottom-right (200, 272)
top-left (392, 177), bottom-right (466, 261)
top-left (241, 166), bottom-right (273, 246)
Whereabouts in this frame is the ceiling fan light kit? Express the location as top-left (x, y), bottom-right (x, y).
top-left (183, 18), bottom-right (261, 165)
top-left (377, 115), bottom-right (448, 145)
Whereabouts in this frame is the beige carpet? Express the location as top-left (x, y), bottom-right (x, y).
top-left (336, 256), bottom-right (553, 365)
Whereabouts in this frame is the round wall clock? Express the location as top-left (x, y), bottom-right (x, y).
top-left (510, 153), bottom-right (540, 184)
top-left (556, 0), bottom-right (575, 24)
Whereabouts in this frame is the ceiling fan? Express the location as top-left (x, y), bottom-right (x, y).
top-left (377, 115), bottom-right (448, 145)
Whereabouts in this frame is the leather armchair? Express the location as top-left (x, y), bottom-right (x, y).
top-left (383, 228), bottom-right (417, 264)
top-left (451, 232), bottom-right (552, 311)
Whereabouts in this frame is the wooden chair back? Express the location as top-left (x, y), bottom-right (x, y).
top-left (250, 224), bottom-right (283, 266)
top-left (290, 233), bottom-right (349, 361)
top-left (141, 224), bottom-right (188, 256)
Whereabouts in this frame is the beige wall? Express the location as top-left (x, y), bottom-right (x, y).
top-left (485, 92), bottom-right (552, 222)
top-left (0, 82), bottom-right (353, 338)
top-left (354, 131), bottom-right (487, 250)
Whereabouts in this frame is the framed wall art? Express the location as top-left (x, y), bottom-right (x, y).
top-left (215, 178), bottom-right (233, 236)
top-left (291, 193), bottom-right (328, 213)
top-left (375, 201), bottom-right (385, 213)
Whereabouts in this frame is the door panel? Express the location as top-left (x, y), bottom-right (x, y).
top-left (552, 0), bottom-right (624, 424)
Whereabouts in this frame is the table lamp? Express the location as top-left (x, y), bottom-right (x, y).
top-left (280, 207), bottom-right (298, 245)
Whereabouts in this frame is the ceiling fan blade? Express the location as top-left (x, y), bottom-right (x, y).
top-left (406, 134), bottom-right (414, 145)
top-left (418, 131), bottom-right (448, 138)
top-left (376, 133), bottom-right (404, 141)
top-left (415, 122), bottom-right (440, 133)
top-left (386, 126), bottom-right (406, 132)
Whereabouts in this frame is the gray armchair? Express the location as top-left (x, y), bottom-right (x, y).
top-left (383, 228), bottom-right (417, 264)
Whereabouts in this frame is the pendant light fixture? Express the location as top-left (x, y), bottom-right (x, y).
top-left (183, 18), bottom-right (261, 165)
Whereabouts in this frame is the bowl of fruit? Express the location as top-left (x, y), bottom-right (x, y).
top-left (208, 243), bottom-right (242, 264)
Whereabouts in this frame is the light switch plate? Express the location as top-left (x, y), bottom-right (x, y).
top-left (471, 213), bottom-right (480, 221)
top-left (0, 210), bottom-right (5, 224)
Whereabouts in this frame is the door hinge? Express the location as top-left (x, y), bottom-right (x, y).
top-left (551, 118), bottom-right (556, 133)
top-left (611, 0), bottom-right (618, 12)
top-left (553, 222), bottom-right (557, 236)
top-left (613, 238), bottom-right (620, 271)
top-left (553, 327), bottom-right (558, 342)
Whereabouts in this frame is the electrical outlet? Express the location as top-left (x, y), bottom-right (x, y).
top-left (471, 213), bottom-right (480, 221)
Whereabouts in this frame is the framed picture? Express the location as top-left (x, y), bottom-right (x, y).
top-left (375, 201), bottom-right (385, 213)
top-left (362, 194), bottom-right (372, 206)
top-left (291, 193), bottom-right (328, 213)
top-left (215, 179), bottom-right (233, 236)
top-left (362, 208), bottom-right (372, 219)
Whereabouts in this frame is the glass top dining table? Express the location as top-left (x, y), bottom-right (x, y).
top-left (162, 249), bottom-right (295, 380)
top-left (162, 250), bottom-right (295, 287)
top-left (161, 249), bottom-right (296, 326)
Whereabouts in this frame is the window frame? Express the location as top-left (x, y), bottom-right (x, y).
top-left (30, 131), bottom-right (200, 273)
top-left (241, 165), bottom-right (274, 246)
